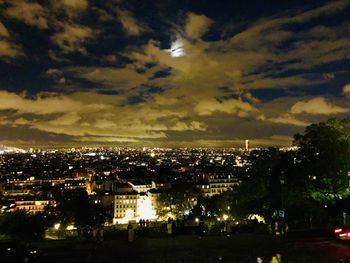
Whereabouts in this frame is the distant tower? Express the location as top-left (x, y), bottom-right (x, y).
top-left (245, 140), bottom-right (249, 151)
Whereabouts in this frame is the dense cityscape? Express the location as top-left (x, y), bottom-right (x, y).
top-left (0, 145), bottom-right (249, 221)
top-left (1, 118), bottom-right (350, 262)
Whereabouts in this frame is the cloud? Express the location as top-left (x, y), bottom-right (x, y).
top-left (170, 121), bottom-right (207, 131)
top-left (116, 9), bottom-right (147, 36)
top-left (0, 0), bottom-right (350, 147)
top-left (0, 90), bottom-right (84, 114)
top-left (0, 22), bottom-right (10, 37)
top-left (127, 37), bottom-right (271, 103)
top-left (268, 113), bottom-right (309, 127)
top-left (4, 0), bottom-right (48, 29)
top-left (242, 75), bottom-right (311, 89)
top-left (51, 22), bottom-right (94, 54)
top-left (185, 12), bottom-right (212, 39)
top-left (116, 1), bottom-right (350, 117)
top-left (46, 68), bottom-right (63, 76)
top-left (58, 0), bottom-right (89, 13)
top-left (343, 84), bottom-right (350, 95)
top-left (0, 90), bottom-right (205, 142)
top-left (77, 136), bottom-right (140, 143)
top-left (195, 98), bottom-right (258, 117)
top-left (45, 68), bottom-right (66, 84)
top-left (152, 135), bottom-right (294, 148)
top-left (323, 72), bottom-right (335, 80)
top-left (12, 118), bottom-right (31, 126)
top-left (222, 1), bottom-right (350, 73)
top-left (290, 97), bottom-right (349, 115)
top-left (0, 40), bottom-right (21, 58)
top-left (284, 38), bottom-right (350, 71)
top-left (126, 5), bottom-right (350, 106)
top-left (65, 66), bottom-right (151, 92)
top-left (0, 21), bottom-right (22, 59)
top-left (290, 0), bottom-right (350, 24)
top-left (252, 135), bottom-right (294, 147)
top-left (49, 112), bottom-right (81, 126)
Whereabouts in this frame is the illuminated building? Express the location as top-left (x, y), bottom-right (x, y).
top-left (151, 180), bottom-right (172, 189)
top-left (114, 193), bottom-right (138, 224)
top-left (197, 174), bottom-right (240, 197)
top-left (113, 192), bottom-right (157, 224)
top-left (245, 140), bottom-right (249, 151)
top-left (129, 180), bottom-right (152, 193)
top-left (14, 200), bottom-right (55, 214)
top-left (196, 184), bottom-right (211, 197)
top-left (64, 179), bottom-right (86, 190)
top-left (208, 174), bottom-right (240, 196)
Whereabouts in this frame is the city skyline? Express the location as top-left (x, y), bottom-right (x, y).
top-left (0, 0), bottom-right (350, 148)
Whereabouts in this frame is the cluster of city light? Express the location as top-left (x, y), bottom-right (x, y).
top-left (248, 214), bottom-right (265, 223)
top-left (217, 214), bottom-right (229, 221)
top-left (53, 223), bottom-right (76, 231)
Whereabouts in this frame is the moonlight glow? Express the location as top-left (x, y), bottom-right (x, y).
top-left (169, 39), bottom-right (185, 57)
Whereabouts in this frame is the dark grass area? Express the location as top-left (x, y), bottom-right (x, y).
top-left (33, 232), bottom-right (350, 263)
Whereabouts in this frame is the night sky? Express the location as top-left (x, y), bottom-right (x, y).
top-left (0, 0), bottom-right (349, 148)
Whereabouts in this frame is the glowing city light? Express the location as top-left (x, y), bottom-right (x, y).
top-left (248, 214), bottom-right (265, 223)
top-left (66, 225), bottom-right (75, 230)
top-left (184, 210), bottom-right (190, 216)
top-left (137, 195), bottom-right (157, 221)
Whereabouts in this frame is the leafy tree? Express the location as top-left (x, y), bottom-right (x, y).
top-left (294, 118), bottom-right (350, 202)
top-left (0, 193), bottom-right (13, 212)
top-left (51, 189), bottom-right (106, 229)
top-left (0, 210), bottom-right (45, 241)
top-left (227, 118), bottom-right (350, 226)
top-left (192, 191), bottom-right (236, 219)
top-left (234, 147), bottom-right (310, 222)
top-left (156, 183), bottom-right (200, 218)
top-left (235, 148), bottom-right (285, 219)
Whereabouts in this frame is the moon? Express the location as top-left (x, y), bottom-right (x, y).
top-left (169, 39), bottom-right (185, 57)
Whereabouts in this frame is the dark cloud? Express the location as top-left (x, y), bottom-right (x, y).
top-left (0, 0), bottom-right (349, 147)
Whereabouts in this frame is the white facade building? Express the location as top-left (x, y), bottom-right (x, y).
top-left (113, 192), bottom-right (157, 224)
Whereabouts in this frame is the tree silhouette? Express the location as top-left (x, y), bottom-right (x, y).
top-left (294, 118), bottom-right (350, 202)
